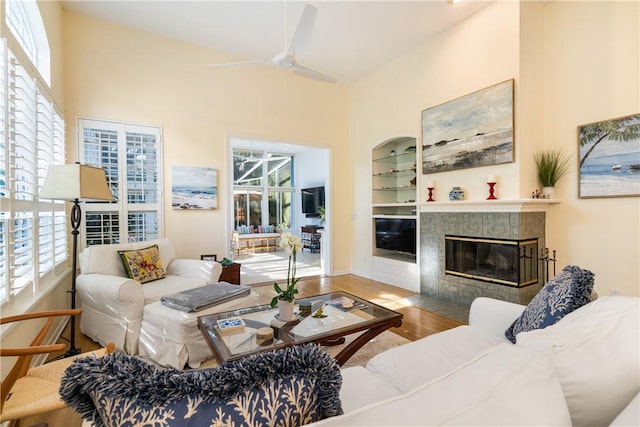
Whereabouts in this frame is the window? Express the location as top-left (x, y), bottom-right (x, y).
top-left (78, 119), bottom-right (163, 247)
top-left (232, 146), bottom-right (293, 229)
top-left (4, 0), bottom-right (51, 86)
top-left (0, 40), bottom-right (66, 305)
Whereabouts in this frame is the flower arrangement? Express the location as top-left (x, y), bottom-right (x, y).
top-left (270, 232), bottom-right (303, 307)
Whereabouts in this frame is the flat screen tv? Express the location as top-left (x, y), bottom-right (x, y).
top-left (301, 186), bottom-right (325, 215)
top-left (374, 218), bottom-right (416, 255)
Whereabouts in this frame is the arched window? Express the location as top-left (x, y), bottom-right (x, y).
top-left (1, 0), bottom-right (62, 305)
top-left (5, 0), bottom-right (51, 86)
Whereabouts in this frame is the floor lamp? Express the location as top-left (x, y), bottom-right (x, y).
top-left (39, 164), bottom-right (112, 357)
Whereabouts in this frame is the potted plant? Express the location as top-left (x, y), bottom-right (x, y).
top-left (270, 232), bottom-right (303, 321)
top-left (534, 148), bottom-right (571, 198)
top-left (317, 205), bottom-right (326, 224)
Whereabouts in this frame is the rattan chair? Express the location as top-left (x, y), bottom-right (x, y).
top-left (1, 309), bottom-right (114, 422)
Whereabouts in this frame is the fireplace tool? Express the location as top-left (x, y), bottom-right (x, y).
top-left (538, 248), bottom-right (557, 283)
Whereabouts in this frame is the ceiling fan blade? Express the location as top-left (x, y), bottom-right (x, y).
top-left (293, 63), bottom-right (337, 83)
top-left (208, 59), bottom-right (271, 68)
top-left (287, 4), bottom-right (318, 57)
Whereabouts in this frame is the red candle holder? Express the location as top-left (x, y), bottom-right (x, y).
top-left (487, 182), bottom-right (497, 200)
top-left (427, 187), bottom-right (435, 202)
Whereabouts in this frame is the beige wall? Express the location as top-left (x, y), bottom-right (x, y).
top-left (542, 1), bottom-right (639, 297)
top-left (349, 1), bottom-right (639, 297)
top-left (62, 11), bottom-right (351, 272)
top-left (349, 2), bottom-right (521, 277)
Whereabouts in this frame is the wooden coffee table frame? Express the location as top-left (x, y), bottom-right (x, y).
top-left (197, 291), bottom-right (403, 366)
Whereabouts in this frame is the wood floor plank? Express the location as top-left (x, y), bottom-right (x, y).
top-left (20, 274), bottom-right (463, 426)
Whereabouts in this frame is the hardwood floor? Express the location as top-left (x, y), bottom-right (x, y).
top-left (19, 274), bottom-right (463, 427)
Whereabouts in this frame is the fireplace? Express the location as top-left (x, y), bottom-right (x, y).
top-left (445, 235), bottom-right (538, 287)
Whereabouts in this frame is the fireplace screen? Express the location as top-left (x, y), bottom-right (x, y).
top-left (445, 236), bottom-right (538, 287)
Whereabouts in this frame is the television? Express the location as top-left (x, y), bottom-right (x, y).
top-left (374, 218), bottom-right (416, 255)
top-left (301, 186), bottom-right (325, 215)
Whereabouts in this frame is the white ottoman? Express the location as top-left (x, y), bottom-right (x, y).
top-left (139, 291), bottom-right (263, 368)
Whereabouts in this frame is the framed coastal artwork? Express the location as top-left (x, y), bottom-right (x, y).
top-left (172, 165), bottom-right (218, 209)
top-left (578, 113), bottom-right (640, 198)
top-left (422, 79), bottom-right (514, 174)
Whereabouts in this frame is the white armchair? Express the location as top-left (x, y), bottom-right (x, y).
top-left (76, 238), bottom-right (222, 355)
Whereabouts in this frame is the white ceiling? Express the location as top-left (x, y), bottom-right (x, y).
top-left (61, 0), bottom-right (492, 84)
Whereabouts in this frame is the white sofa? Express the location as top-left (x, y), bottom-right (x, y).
top-left (312, 296), bottom-right (639, 426)
top-left (76, 238), bottom-right (223, 355)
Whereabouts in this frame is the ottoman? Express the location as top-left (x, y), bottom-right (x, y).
top-left (139, 290), bottom-right (262, 368)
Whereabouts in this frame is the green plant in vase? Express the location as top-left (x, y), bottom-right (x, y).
top-left (271, 232), bottom-right (303, 319)
top-left (317, 205), bottom-right (326, 224)
top-left (534, 148), bottom-right (571, 198)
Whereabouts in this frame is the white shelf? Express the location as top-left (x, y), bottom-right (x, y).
top-left (372, 202), bottom-right (417, 207)
top-left (372, 214), bottom-right (416, 219)
top-left (419, 199), bottom-right (561, 213)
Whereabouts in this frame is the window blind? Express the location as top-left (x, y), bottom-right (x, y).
top-left (80, 119), bottom-right (163, 247)
top-left (0, 41), bottom-right (66, 304)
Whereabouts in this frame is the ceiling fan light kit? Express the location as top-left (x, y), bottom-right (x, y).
top-left (209, 3), bottom-right (336, 83)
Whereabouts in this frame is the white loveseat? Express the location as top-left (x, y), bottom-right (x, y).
top-left (76, 238), bottom-right (223, 355)
top-left (313, 296), bottom-right (639, 426)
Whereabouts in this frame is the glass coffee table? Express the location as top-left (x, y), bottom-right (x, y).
top-left (197, 291), bottom-right (403, 366)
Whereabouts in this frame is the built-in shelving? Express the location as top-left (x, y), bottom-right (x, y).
top-left (372, 137), bottom-right (419, 283)
top-left (372, 137), bottom-right (417, 216)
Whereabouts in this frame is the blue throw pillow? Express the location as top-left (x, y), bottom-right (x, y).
top-left (60, 344), bottom-right (343, 427)
top-left (505, 265), bottom-right (595, 343)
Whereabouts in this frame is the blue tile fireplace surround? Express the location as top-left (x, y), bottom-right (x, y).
top-left (420, 210), bottom-right (546, 307)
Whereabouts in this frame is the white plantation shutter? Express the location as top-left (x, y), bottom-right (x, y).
top-left (8, 51), bottom-right (36, 294)
top-left (36, 93), bottom-right (67, 276)
top-left (79, 119), bottom-right (163, 247)
top-left (36, 92), bottom-right (53, 276)
top-left (0, 40), bottom-right (66, 304)
top-left (52, 114), bottom-right (67, 267)
top-left (0, 40), bottom-right (7, 303)
top-left (1, 1), bottom-right (58, 307)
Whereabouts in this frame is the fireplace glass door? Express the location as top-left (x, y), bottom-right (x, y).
top-left (445, 236), bottom-right (538, 287)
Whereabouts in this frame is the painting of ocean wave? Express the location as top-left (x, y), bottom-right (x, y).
top-left (422, 79), bottom-right (514, 174)
top-left (172, 166), bottom-right (218, 209)
top-left (579, 113), bottom-right (640, 198)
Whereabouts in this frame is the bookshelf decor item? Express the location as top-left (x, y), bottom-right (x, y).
top-left (216, 317), bottom-right (246, 334)
top-left (487, 176), bottom-right (498, 200)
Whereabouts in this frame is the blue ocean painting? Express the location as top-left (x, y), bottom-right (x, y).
top-left (579, 115), bottom-right (640, 198)
top-left (422, 79), bottom-right (514, 174)
top-left (172, 166), bottom-right (218, 209)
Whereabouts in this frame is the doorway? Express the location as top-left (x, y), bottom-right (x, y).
top-left (228, 137), bottom-right (330, 285)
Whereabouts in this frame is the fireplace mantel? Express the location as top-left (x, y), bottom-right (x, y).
top-left (419, 199), bottom-right (560, 213)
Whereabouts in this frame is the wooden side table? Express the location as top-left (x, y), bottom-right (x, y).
top-left (219, 262), bottom-right (241, 285)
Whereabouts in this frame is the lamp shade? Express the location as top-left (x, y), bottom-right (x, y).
top-left (39, 164), bottom-right (113, 201)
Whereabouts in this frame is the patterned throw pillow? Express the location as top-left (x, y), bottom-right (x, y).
top-left (60, 344), bottom-right (343, 427)
top-left (505, 265), bottom-right (595, 343)
top-left (117, 244), bottom-right (166, 284)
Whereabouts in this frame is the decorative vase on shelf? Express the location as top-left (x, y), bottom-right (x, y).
top-left (542, 186), bottom-right (555, 199)
top-left (277, 299), bottom-right (295, 321)
top-left (449, 187), bottom-right (464, 201)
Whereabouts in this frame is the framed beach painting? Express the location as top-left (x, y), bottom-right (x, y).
top-left (172, 166), bottom-right (218, 209)
top-left (422, 79), bottom-right (514, 174)
top-left (578, 113), bottom-right (640, 198)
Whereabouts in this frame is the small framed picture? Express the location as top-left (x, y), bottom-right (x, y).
top-left (216, 317), bottom-right (245, 334)
top-left (200, 254), bottom-right (217, 261)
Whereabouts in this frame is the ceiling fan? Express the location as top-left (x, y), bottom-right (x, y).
top-left (209, 3), bottom-right (336, 83)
